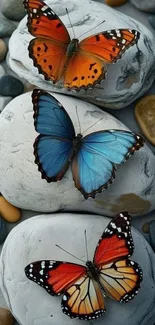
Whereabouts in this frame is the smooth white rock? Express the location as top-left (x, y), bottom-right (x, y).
top-left (8, 0), bottom-right (155, 109)
top-left (0, 96), bottom-right (12, 112)
top-left (130, 0), bottom-right (155, 13)
top-left (0, 213), bottom-right (155, 325)
top-left (0, 91), bottom-right (155, 216)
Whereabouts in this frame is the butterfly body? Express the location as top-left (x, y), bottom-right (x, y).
top-left (24, 0), bottom-right (140, 90)
top-left (25, 212), bottom-right (143, 320)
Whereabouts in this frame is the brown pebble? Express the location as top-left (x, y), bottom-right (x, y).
top-left (0, 307), bottom-right (14, 325)
top-left (142, 222), bottom-right (150, 233)
top-left (0, 39), bottom-right (7, 62)
top-left (105, 0), bottom-right (128, 6)
top-left (0, 196), bottom-right (21, 222)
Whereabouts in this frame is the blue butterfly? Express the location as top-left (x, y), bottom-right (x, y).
top-left (32, 89), bottom-right (144, 199)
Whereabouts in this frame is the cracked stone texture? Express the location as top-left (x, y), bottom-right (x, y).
top-left (0, 91), bottom-right (155, 216)
top-left (0, 213), bottom-right (155, 325)
top-left (8, 0), bottom-right (155, 109)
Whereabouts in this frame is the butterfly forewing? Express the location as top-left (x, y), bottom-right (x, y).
top-left (25, 260), bottom-right (87, 295)
top-left (93, 212), bottom-right (134, 266)
top-left (23, 0), bottom-right (70, 42)
top-left (32, 89), bottom-right (75, 181)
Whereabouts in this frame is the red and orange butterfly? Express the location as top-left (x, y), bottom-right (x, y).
top-left (25, 212), bottom-right (143, 320)
top-left (23, 0), bottom-right (140, 91)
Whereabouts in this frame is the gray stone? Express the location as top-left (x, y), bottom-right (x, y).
top-left (130, 0), bottom-right (155, 13)
top-left (148, 16), bottom-right (155, 30)
top-left (0, 213), bottom-right (155, 325)
top-left (0, 96), bottom-right (12, 112)
top-left (2, 0), bottom-right (26, 22)
top-left (149, 220), bottom-right (155, 252)
top-left (0, 217), bottom-right (8, 244)
top-left (0, 14), bottom-right (16, 37)
top-left (0, 75), bottom-right (24, 97)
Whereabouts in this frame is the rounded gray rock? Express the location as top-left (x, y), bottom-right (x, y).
top-left (0, 14), bottom-right (16, 38)
top-left (1, 0), bottom-right (26, 21)
top-left (130, 0), bottom-right (155, 13)
top-left (148, 16), bottom-right (155, 30)
top-left (0, 75), bottom-right (24, 97)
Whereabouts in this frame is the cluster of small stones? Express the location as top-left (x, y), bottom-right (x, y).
top-left (0, 0), bottom-right (34, 113)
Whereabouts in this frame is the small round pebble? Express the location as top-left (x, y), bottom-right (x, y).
top-left (0, 75), bottom-right (24, 97)
top-left (2, 0), bottom-right (26, 21)
top-left (148, 16), bottom-right (155, 30)
top-left (0, 14), bottom-right (16, 38)
top-left (0, 216), bottom-right (8, 244)
top-left (0, 307), bottom-right (14, 325)
top-left (0, 39), bottom-right (7, 62)
top-left (105, 0), bottom-right (127, 6)
top-left (0, 196), bottom-right (21, 222)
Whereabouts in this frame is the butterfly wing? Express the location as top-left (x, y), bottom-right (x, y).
top-left (79, 29), bottom-right (140, 63)
top-left (25, 260), bottom-right (106, 319)
top-left (93, 212), bottom-right (143, 302)
top-left (72, 130), bottom-right (144, 199)
top-left (63, 29), bottom-right (139, 90)
top-left (23, 0), bottom-right (70, 82)
top-left (64, 51), bottom-right (106, 91)
top-left (62, 275), bottom-right (106, 320)
top-left (33, 89), bottom-right (75, 181)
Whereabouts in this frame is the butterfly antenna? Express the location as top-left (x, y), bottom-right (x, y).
top-left (78, 20), bottom-right (105, 39)
top-left (55, 244), bottom-right (85, 263)
top-left (75, 105), bottom-right (81, 134)
top-left (66, 8), bottom-right (76, 38)
top-left (84, 230), bottom-right (89, 261)
top-left (83, 117), bottom-right (104, 135)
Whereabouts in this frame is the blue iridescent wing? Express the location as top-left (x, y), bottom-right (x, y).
top-left (72, 130), bottom-right (144, 199)
top-left (32, 89), bottom-right (75, 181)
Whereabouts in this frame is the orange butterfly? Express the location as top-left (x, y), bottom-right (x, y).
top-left (25, 212), bottom-right (143, 320)
top-left (23, 0), bottom-right (140, 91)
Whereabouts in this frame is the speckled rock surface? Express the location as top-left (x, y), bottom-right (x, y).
top-left (0, 91), bottom-right (155, 216)
top-left (8, 0), bottom-right (155, 109)
top-left (0, 213), bottom-right (155, 325)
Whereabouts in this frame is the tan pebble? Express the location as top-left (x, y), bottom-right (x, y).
top-left (0, 196), bottom-right (21, 222)
top-left (105, 0), bottom-right (127, 6)
top-left (0, 39), bottom-right (7, 62)
top-left (135, 95), bottom-right (155, 145)
top-left (0, 307), bottom-right (14, 325)
top-left (142, 223), bottom-right (150, 233)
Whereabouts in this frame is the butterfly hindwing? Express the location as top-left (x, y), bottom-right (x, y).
top-left (98, 259), bottom-right (142, 303)
top-left (80, 29), bottom-right (140, 63)
top-left (64, 51), bottom-right (107, 90)
top-left (72, 130), bottom-right (144, 199)
top-left (62, 275), bottom-right (106, 320)
top-left (32, 89), bottom-right (75, 181)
